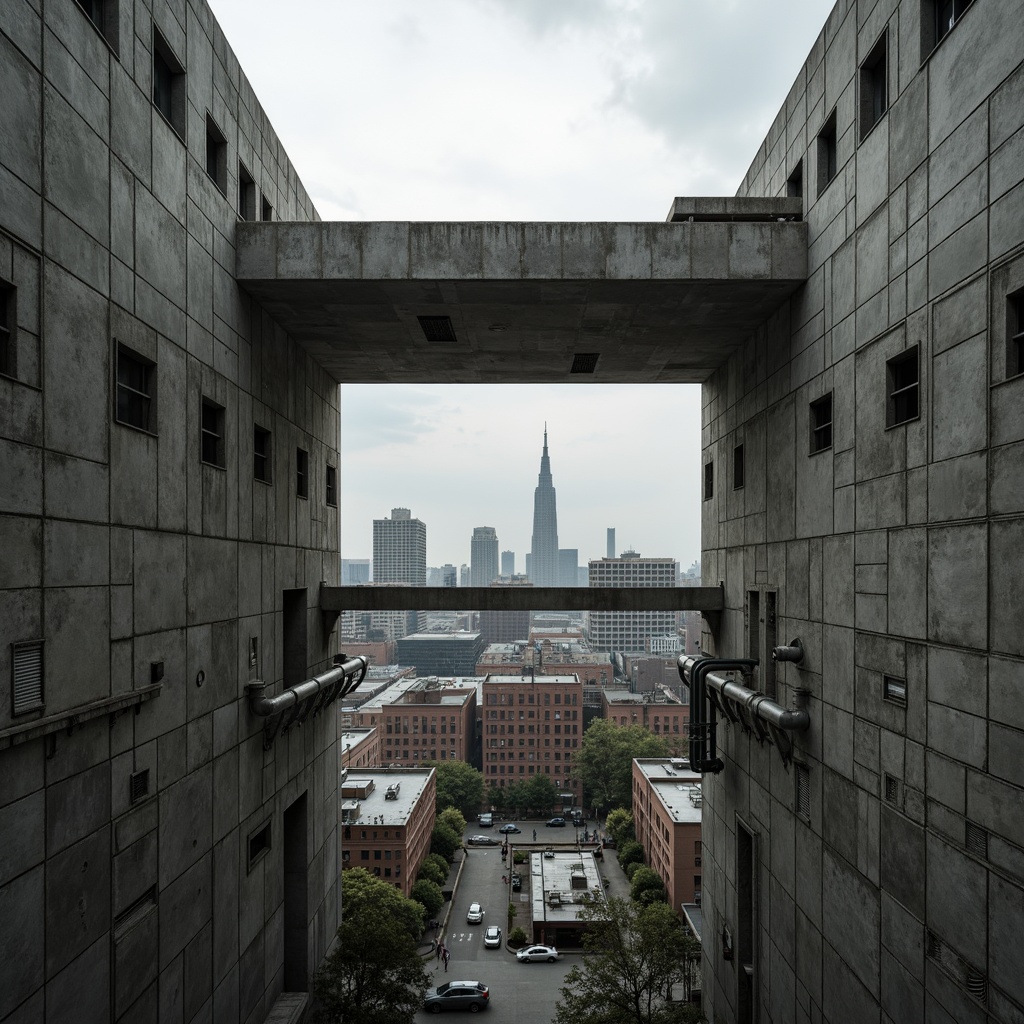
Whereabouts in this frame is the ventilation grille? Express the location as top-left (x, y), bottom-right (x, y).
top-left (965, 822), bottom-right (988, 859)
top-left (795, 763), bottom-right (810, 819)
top-left (417, 316), bottom-right (458, 344)
top-left (570, 353), bottom-right (599, 374)
top-left (884, 773), bottom-right (900, 805)
top-left (12, 640), bottom-right (44, 715)
top-left (129, 769), bottom-right (150, 804)
top-left (927, 932), bottom-right (987, 1005)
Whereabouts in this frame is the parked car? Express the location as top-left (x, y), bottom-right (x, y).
top-left (546, 817), bottom-right (566, 827)
top-left (467, 902), bottom-right (483, 924)
top-left (478, 812), bottom-right (493, 827)
top-left (483, 925), bottom-right (502, 948)
top-left (467, 835), bottom-right (500, 846)
top-left (498, 823), bottom-right (521, 834)
top-left (423, 980), bottom-right (490, 1013)
top-left (516, 944), bottom-right (561, 963)
top-left (511, 873), bottom-right (522, 891)
top-left (543, 847), bottom-right (555, 858)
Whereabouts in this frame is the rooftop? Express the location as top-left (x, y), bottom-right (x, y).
top-left (354, 675), bottom-right (482, 711)
top-left (529, 850), bottom-right (608, 924)
top-left (340, 768), bottom-right (433, 826)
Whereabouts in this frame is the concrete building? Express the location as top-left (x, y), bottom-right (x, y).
top-left (528, 428), bottom-right (560, 586)
top-left (339, 769), bottom-right (435, 898)
top-left (345, 675), bottom-right (478, 767)
top-left (470, 526), bottom-right (499, 587)
top-left (372, 508), bottom-right (426, 587)
top-left (558, 547), bottom-right (580, 588)
top-left (607, 528), bottom-right (616, 559)
top-left (586, 553), bottom-right (679, 653)
top-left (394, 631), bottom-right (486, 677)
top-left (481, 674), bottom-right (583, 801)
top-left (478, 579), bottom-right (533, 645)
top-left (501, 550), bottom-right (515, 576)
top-left (341, 558), bottom-right (370, 585)
top-left (631, 759), bottom-right (703, 911)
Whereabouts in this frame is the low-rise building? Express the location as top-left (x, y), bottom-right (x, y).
top-left (340, 768), bottom-right (436, 897)
top-left (476, 640), bottom-right (614, 689)
top-left (602, 690), bottom-right (688, 749)
top-left (528, 849), bottom-right (607, 946)
top-left (631, 759), bottom-right (703, 912)
top-left (396, 631), bottom-right (486, 676)
top-left (339, 728), bottom-right (381, 770)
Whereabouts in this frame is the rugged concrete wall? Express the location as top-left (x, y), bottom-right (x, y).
top-left (700, 2), bottom-right (1024, 1023)
top-left (0, 2), bottom-right (342, 1022)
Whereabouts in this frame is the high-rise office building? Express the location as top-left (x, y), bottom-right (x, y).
top-left (606, 528), bottom-right (615, 559)
top-left (441, 564), bottom-right (457, 587)
top-left (528, 427), bottom-right (559, 586)
top-left (501, 550), bottom-right (515, 577)
top-left (586, 552), bottom-right (677, 653)
top-left (372, 508), bottom-right (426, 586)
top-left (558, 548), bottom-right (579, 588)
top-left (341, 558), bottom-right (371, 585)
top-left (470, 526), bottom-right (499, 586)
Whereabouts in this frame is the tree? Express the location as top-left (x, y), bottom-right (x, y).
top-left (487, 783), bottom-right (507, 812)
top-left (630, 867), bottom-right (668, 906)
top-left (425, 852), bottom-right (450, 878)
top-left (410, 878), bottom-right (444, 917)
top-left (417, 859), bottom-right (446, 886)
top-left (553, 896), bottom-right (702, 1024)
top-left (315, 869), bottom-right (429, 1024)
top-left (522, 772), bottom-right (557, 814)
top-left (618, 840), bottom-right (644, 870)
top-left (431, 821), bottom-right (460, 861)
top-left (605, 808), bottom-right (635, 848)
top-left (423, 760), bottom-right (485, 819)
top-left (571, 719), bottom-right (670, 814)
top-left (437, 806), bottom-right (467, 837)
top-left (504, 781), bottom-right (527, 817)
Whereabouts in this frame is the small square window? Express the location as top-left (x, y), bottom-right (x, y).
top-left (261, 194), bottom-right (273, 222)
top-left (817, 109), bottom-right (838, 197)
top-left (115, 344), bottom-right (156, 433)
top-left (0, 282), bottom-right (16, 379)
top-left (1008, 290), bottom-right (1024, 379)
top-left (296, 448), bottom-right (308, 499)
top-left (810, 392), bottom-right (833, 454)
top-left (886, 347), bottom-right (920, 427)
top-left (254, 425), bottom-right (271, 483)
top-left (205, 115), bottom-right (227, 195)
top-left (786, 160), bottom-right (803, 199)
top-left (703, 461), bottom-right (714, 501)
top-left (153, 28), bottom-right (186, 138)
top-left (326, 465), bottom-right (337, 507)
top-left (883, 675), bottom-right (907, 706)
top-left (733, 444), bottom-right (745, 489)
top-left (860, 32), bottom-right (888, 139)
top-left (200, 397), bottom-right (226, 467)
top-left (238, 162), bottom-right (256, 221)
top-left (76, 0), bottom-right (119, 54)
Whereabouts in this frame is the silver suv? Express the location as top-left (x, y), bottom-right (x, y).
top-left (423, 980), bottom-right (490, 1013)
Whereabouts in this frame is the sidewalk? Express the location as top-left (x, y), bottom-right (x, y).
top-left (416, 848), bottom-right (467, 959)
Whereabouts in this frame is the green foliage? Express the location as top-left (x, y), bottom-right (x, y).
top-left (410, 878), bottom-right (444, 917)
top-left (503, 781), bottom-right (526, 816)
top-left (315, 869), bottom-right (429, 1024)
top-left (522, 772), bottom-right (558, 813)
top-left (512, 850), bottom-right (527, 864)
top-left (416, 859), bottom-right (446, 887)
top-left (571, 718), bottom-right (670, 814)
top-left (430, 822), bottom-right (460, 862)
top-left (507, 901), bottom-right (517, 922)
top-left (630, 866), bottom-right (668, 906)
top-left (486, 783), bottom-right (506, 811)
top-left (425, 853), bottom-right (450, 879)
top-left (604, 808), bottom-right (635, 848)
top-left (624, 860), bottom-right (642, 881)
top-left (423, 760), bottom-right (485, 819)
top-left (437, 806), bottom-right (467, 837)
top-left (618, 840), bottom-right (644, 869)
top-left (508, 926), bottom-right (528, 947)
top-left (553, 896), bottom-right (703, 1024)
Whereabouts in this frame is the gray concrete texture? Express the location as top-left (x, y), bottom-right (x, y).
top-left (699, 2), bottom-right (1024, 1024)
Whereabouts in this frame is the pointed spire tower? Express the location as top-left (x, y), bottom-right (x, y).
top-left (529, 425), bottom-right (560, 587)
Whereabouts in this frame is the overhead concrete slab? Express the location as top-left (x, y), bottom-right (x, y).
top-left (235, 199), bottom-right (806, 384)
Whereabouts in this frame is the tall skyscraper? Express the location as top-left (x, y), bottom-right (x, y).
top-left (470, 526), bottom-right (499, 586)
top-left (558, 548), bottom-right (579, 588)
top-left (528, 426), bottom-right (560, 586)
top-left (501, 550), bottom-right (515, 577)
top-left (372, 508), bottom-right (426, 585)
top-left (606, 528), bottom-right (616, 559)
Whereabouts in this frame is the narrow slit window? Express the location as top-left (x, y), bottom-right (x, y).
top-left (733, 444), bottom-right (745, 489)
top-left (153, 28), bottom-right (186, 138)
top-left (326, 464), bottom-right (337, 507)
top-left (296, 448), bottom-right (308, 499)
top-left (205, 115), bottom-right (227, 195)
top-left (115, 344), bottom-right (156, 433)
top-left (934, 0), bottom-right (975, 48)
top-left (859, 32), bottom-right (888, 139)
top-left (0, 281), bottom-right (15, 379)
top-left (247, 819), bottom-right (271, 871)
top-left (887, 348), bottom-right (920, 427)
top-left (817, 109), bottom-right (838, 196)
top-left (1008, 290), bottom-right (1024, 379)
top-left (810, 392), bottom-right (833, 453)
top-left (254, 425), bottom-right (271, 483)
top-left (200, 397), bottom-right (225, 467)
top-left (786, 160), bottom-right (803, 199)
top-left (703, 461), bottom-right (714, 501)
top-left (238, 162), bottom-right (256, 221)
top-left (261, 194), bottom-right (273, 221)
top-left (76, 0), bottom-right (119, 53)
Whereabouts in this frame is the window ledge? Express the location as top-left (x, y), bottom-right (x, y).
top-left (0, 683), bottom-right (162, 751)
top-left (114, 418), bottom-right (159, 439)
top-left (885, 414), bottom-right (921, 431)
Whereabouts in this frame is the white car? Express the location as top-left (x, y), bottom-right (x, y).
top-left (484, 925), bottom-right (502, 948)
top-left (466, 902), bottom-right (483, 924)
top-left (516, 944), bottom-right (560, 963)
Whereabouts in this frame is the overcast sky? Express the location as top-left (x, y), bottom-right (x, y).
top-left (209, 0), bottom-right (834, 571)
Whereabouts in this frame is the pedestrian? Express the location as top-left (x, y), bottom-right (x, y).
top-left (533, 829), bottom-right (537, 841)
top-left (436, 943), bottom-right (444, 962)
top-left (430, 937), bottom-right (437, 954)
top-left (502, 874), bottom-right (507, 884)
top-left (443, 949), bottom-right (450, 972)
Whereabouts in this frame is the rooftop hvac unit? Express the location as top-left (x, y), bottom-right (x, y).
top-left (385, 782), bottom-right (401, 800)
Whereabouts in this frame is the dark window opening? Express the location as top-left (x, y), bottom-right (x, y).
top-left (929, 0), bottom-right (975, 51)
top-left (238, 162), bottom-right (256, 221)
top-left (746, 590), bottom-right (760, 664)
top-left (733, 444), bottom-right (745, 489)
top-left (200, 397), bottom-right (225, 467)
top-left (261, 194), bottom-right (274, 221)
top-left (254, 425), bottom-right (271, 483)
top-left (887, 347), bottom-right (920, 427)
top-left (247, 819), bottom-right (271, 871)
top-left (817, 109), bottom-right (838, 196)
top-left (115, 344), bottom-right (156, 433)
top-left (883, 675), bottom-right (907, 706)
top-left (152, 29), bottom-right (185, 137)
top-left (703, 461), bottom-right (713, 501)
top-left (205, 114), bottom-right (227, 195)
top-left (0, 282), bottom-right (15, 379)
top-left (1008, 290), bottom-right (1024, 379)
top-left (763, 591), bottom-right (777, 699)
top-left (296, 448), bottom-right (308, 499)
top-left (810, 392), bottom-right (833, 453)
top-left (326, 465), bottom-right (337, 507)
top-left (786, 160), bottom-right (803, 199)
top-left (76, 0), bottom-right (119, 53)
top-left (860, 33), bottom-right (888, 139)
top-left (736, 823), bottom-right (757, 1024)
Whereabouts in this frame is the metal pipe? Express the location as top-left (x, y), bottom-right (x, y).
top-left (678, 656), bottom-right (757, 774)
top-left (246, 655), bottom-right (368, 717)
top-left (712, 675), bottom-right (810, 732)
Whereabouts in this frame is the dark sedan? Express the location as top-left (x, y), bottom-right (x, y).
top-left (498, 823), bottom-right (521, 834)
top-left (546, 817), bottom-right (566, 827)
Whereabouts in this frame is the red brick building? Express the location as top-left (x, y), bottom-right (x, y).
top-left (601, 689), bottom-right (688, 753)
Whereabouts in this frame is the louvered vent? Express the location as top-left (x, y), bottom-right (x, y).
top-left (130, 769), bottom-right (150, 804)
top-left (884, 773), bottom-right (900, 804)
top-left (570, 353), bottom-right (599, 374)
top-left (927, 932), bottom-right (988, 1005)
top-left (417, 316), bottom-right (458, 344)
top-left (965, 822), bottom-right (988, 859)
top-left (795, 763), bottom-right (810, 819)
top-left (12, 640), bottom-right (44, 715)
